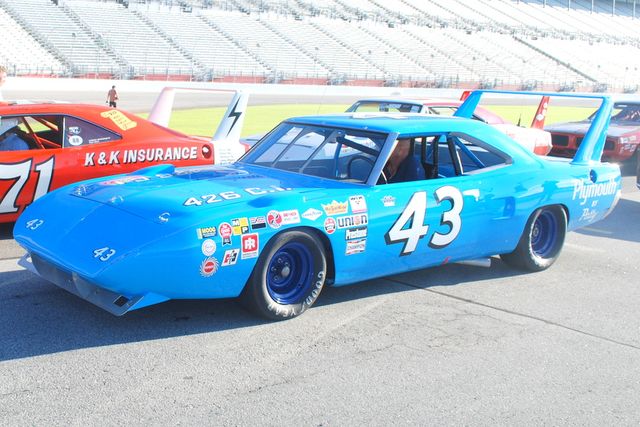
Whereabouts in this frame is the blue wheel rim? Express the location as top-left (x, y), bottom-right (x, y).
top-left (267, 242), bottom-right (314, 304)
top-left (531, 211), bottom-right (557, 258)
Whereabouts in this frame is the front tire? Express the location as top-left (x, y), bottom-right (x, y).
top-left (242, 231), bottom-right (327, 320)
top-left (500, 206), bottom-right (567, 271)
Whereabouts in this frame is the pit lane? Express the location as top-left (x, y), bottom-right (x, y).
top-left (0, 90), bottom-right (639, 425)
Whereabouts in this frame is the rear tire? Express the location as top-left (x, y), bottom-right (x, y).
top-left (242, 231), bottom-right (327, 320)
top-left (500, 206), bottom-right (567, 271)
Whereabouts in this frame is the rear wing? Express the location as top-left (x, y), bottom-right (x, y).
top-left (530, 96), bottom-right (550, 129)
top-left (148, 87), bottom-right (249, 164)
top-left (462, 90), bottom-right (549, 129)
top-left (455, 90), bottom-right (612, 165)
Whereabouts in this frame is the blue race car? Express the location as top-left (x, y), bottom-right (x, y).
top-left (13, 91), bottom-right (621, 320)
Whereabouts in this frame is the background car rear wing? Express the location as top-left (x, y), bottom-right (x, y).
top-left (455, 90), bottom-right (613, 165)
top-left (148, 87), bottom-right (249, 164)
top-left (460, 89), bottom-right (549, 129)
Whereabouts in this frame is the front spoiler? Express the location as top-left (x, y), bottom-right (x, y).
top-left (20, 253), bottom-right (168, 316)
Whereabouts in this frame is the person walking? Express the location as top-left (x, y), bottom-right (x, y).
top-left (106, 85), bottom-right (119, 108)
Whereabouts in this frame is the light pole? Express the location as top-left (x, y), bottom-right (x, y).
top-left (70, 32), bottom-right (76, 76)
top-left (383, 50), bottom-right (388, 76)
top-left (96, 34), bottom-right (102, 77)
top-left (166, 41), bottom-right (171, 80)
top-left (313, 46), bottom-right (319, 78)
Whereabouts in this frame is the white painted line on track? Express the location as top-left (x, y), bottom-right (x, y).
top-left (581, 227), bottom-right (614, 235)
top-left (0, 257), bottom-right (25, 274)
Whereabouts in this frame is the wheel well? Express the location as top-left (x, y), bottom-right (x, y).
top-left (311, 229), bottom-right (336, 286)
top-left (531, 203), bottom-right (569, 223)
top-left (557, 204), bottom-right (569, 224)
top-left (515, 203), bottom-right (569, 244)
top-left (269, 226), bottom-right (336, 286)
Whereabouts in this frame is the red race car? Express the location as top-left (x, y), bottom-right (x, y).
top-left (545, 101), bottom-right (640, 162)
top-left (0, 88), bottom-right (248, 223)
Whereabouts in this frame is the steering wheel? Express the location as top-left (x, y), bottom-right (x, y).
top-left (346, 155), bottom-right (375, 182)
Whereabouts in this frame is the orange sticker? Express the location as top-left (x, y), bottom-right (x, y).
top-left (100, 110), bottom-right (137, 131)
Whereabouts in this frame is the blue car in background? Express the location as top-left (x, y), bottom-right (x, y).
top-left (13, 91), bottom-right (621, 320)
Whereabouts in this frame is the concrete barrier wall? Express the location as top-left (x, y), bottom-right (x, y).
top-left (3, 77), bottom-right (462, 99)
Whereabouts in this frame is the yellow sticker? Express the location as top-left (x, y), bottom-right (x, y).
top-left (100, 110), bottom-right (137, 131)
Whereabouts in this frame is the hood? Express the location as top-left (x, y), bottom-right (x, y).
top-left (67, 163), bottom-right (354, 224)
top-left (604, 123), bottom-right (640, 138)
top-left (545, 121), bottom-right (591, 134)
top-left (545, 121), bottom-right (638, 138)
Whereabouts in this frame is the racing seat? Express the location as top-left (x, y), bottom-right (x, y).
top-left (388, 154), bottom-right (424, 183)
top-left (0, 128), bottom-right (31, 151)
top-left (15, 128), bottom-right (40, 150)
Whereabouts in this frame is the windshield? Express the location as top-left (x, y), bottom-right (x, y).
top-left (587, 103), bottom-right (640, 123)
top-left (611, 103), bottom-right (640, 123)
top-left (241, 122), bottom-right (387, 183)
top-left (347, 101), bottom-right (422, 113)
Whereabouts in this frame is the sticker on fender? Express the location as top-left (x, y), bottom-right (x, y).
top-left (100, 110), bottom-right (137, 131)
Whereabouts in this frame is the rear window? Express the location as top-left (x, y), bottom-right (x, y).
top-left (63, 116), bottom-right (121, 147)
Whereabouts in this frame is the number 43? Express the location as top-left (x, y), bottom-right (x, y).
top-left (385, 186), bottom-right (463, 256)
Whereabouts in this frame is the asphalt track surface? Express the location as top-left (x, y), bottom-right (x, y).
top-left (1, 91), bottom-right (639, 425)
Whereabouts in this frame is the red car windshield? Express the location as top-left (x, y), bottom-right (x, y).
top-left (587, 103), bottom-right (640, 124)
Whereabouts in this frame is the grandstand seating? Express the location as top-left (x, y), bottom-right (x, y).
top-left (199, 11), bottom-right (321, 78)
top-left (140, 9), bottom-right (269, 77)
top-left (0, 6), bottom-right (64, 75)
top-left (2, 0), bottom-right (122, 76)
top-left (253, 15), bottom-right (386, 81)
top-left (0, 0), bottom-right (639, 91)
top-left (68, 1), bottom-right (195, 76)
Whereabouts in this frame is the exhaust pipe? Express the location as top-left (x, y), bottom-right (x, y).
top-left (455, 257), bottom-right (492, 268)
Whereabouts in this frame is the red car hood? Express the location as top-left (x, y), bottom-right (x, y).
top-left (546, 121), bottom-right (640, 138)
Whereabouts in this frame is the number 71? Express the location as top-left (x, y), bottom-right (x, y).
top-left (0, 157), bottom-right (55, 214)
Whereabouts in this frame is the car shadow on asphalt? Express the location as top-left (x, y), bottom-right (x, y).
top-left (575, 198), bottom-right (640, 243)
top-left (0, 260), bottom-right (523, 362)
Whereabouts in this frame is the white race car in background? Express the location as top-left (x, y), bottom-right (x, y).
top-left (346, 93), bottom-right (552, 155)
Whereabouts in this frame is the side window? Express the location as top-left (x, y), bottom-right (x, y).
top-left (421, 135), bottom-right (459, 178)
top-left (383, 132), bottom-right (510, 185)
top-left (24, 116), bottom-right (63, 147)
top-left (451, 134), bottom-right (509, 172)
top-left (63, 116), bottom-right (121, 148)
top-left (1, 115), bottom-right (63, 150)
